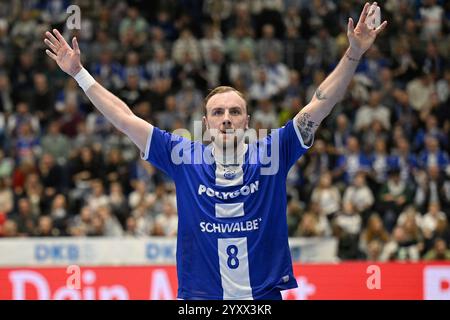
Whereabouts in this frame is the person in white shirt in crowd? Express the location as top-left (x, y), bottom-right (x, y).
top-left (262, 49), bottom-right (290, 95)
top-left (354, 89), bottom-right (390, 132)
top-left (422, 202), bottom-right (447, 238)
top-left (249, 67), bottom-right (279, 101)
top-left (342, 171), bottom-right (374, 214)
top-left (86, 179), bottom-right (110, 212)
top-left (406, 69), bottom-right (436, 113)
top-left (153, 199), bottom-right (178, 237)
top-left (251, 98), bottom-right (279, 131)
top-left (311, 171), bottom-right (341, 221)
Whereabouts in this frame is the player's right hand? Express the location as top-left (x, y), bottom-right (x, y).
top-left (44, 29), bottom-right (83, 77)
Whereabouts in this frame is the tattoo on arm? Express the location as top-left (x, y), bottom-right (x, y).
top-left (315, 87), bottom-right (327, 101)
top-left (296, 112), bottom-right (318, 145)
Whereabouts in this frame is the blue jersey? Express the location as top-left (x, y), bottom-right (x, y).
top-left (142, 120), bottom-right (311, 299)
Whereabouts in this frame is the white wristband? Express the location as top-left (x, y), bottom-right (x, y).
top-left (74, 67), bottom-right (96, 92)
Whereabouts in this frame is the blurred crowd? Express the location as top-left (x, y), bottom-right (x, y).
top-left (0, 0), bottom-right (449, 262)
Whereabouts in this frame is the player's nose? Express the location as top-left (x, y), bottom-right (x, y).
top-left (222, 119), bottom-right (232, 128)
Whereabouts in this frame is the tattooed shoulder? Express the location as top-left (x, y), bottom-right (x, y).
top-left (315, 87), bottom-right (327, 101)
top-left (295, 112), bottom-right (317, 145)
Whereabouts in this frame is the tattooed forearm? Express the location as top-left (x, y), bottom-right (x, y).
top-left (315, 87), bottom-right (327, 101)
top-left (296, 112), bottom-right (318, 145)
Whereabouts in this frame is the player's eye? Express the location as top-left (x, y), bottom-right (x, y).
top-left (230, 109), bottom-right (241, 115)
top-left (212, 109), bottom-right (223, 116)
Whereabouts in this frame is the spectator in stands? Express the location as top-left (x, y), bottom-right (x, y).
top-left (354, 90), bottom-right (390, 132)
top-left (415, 165), bottom-right (450, 213)
top-left (422, 202), bottom-right (447, 239)
top-left (11, 197), bottom-right (36, 236)
top-left (262, 49), bottom-right (289, 95)
top-left (418, 135), bottom-right (449, 170)
top-left (406, 70), bottom-right (436, 113)
top-left (251, 99), bottom-right (278, 131)
top-left (381, 225), bottom-right (420, 261)
top-left (228, 47), bottom-right (257, 90)
top-left (86, 179), bottom-right (110, 212)
top-left (41, 121), bottom-right (70, 165)
top-left (34, 215), bottom-right (59, 237)
top-left (1, 219), bottom-right (18, 237)
top-left (333, 202), bottom-right (365, 261)
top-left (343, 171), bottom-right (374, 215)
top-left (359, 213), bottom-right (389, 256)
top-left (311, 171), bottom-right (340, 221)
top-left (97, 205), bottom-right (123, 237)
top-left (295, 211), bottom-right (320, 238)
top-left (304, 139), bottom-right (335, 188)
top-left (249, 67), bottom-right (278, 101)
top-left (423, 238), bottom-right (450, 260)
top-left (388, 137), bottom-right (418, 184)
top-left (377, 168), bottom-right (414, 231)
top-left (334, 136), bottom-right (371, 184)
top-left (108, 182), bottom-right (129, 228)
top-left (172, 29), bottom-right (201, 66)
top-left (153, 199), bottom-right (178, 237)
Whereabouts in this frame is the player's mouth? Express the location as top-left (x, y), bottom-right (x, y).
top-left (220, 129), bottom-right (235, 135)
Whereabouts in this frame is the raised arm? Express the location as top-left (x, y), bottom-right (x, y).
top-left (44, 29), bottom-right (152, 153)
top-left (294, 2), bottom-right (387, 145)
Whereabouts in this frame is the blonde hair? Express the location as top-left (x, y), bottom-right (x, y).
top-left (203, 86), bottom-right (246, 115)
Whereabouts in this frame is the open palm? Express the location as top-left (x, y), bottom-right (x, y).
top-left (347, 2), bottom-right (387, 56)
top-left (44, 29), bottom-right (82, 77)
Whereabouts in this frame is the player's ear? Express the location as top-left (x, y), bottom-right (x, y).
top-left (246, 115), bottom-right (250, 130)
top-left (202, 116), bottom-right (209, 129)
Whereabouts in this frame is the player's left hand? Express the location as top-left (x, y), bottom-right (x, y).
top-left (347, 2), bottom-right (387, 58)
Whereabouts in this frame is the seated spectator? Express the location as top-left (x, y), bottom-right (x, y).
top-left (414, 165), bottom-right (450, 213)
top-left (423, 238), bottom-right (450, 261)
top-left (34, 216), bottom-right (59, 237)
top-left (377, 168), bottom-right (414, 231)
top-left (7, 102), bottom-right (41, 137)
top-left (86, 179), bottom-right (110, 212)
top-left (11, 197), bottom-right (37, 236)
top-left (406, 70), bottom-right (436, 113)
top-left (249, 68), bottom-right (278, 101)
top-left (422, 202), bottom-right (447, 239)
top-left (311, 171), bottom-right (341, 220)
top-left (368, 137), bottom-right (390, 189)
top-left (359, 213), bottom-right (389, 256)
top-left (381, 226), bottom-right (420, 261)
top-left (262, 49), bottom-right (289, 95)
top-left (354, 90), bottom-right (391, 132)
top-left (418, 135), bottom-right (449, 171)
top-left (366, 239), bottom-right (384, 261)
top-left (228, 47), bottom-right (257, 90)
top-left (108, 182), bottom-right (129, 228)
top-left (38, 153), bottom-right (65, 198)
top-left (334, 136), bottom-right (371, 184)
top-left (294, 211), bottom-right (320, 238)
top-left (251, 99), bottom-right (278, 130)
top-left (97, 205), bottom-right (123, 237)
top-left (388, 137), bottom-right (418, 184)
top-left (41, 121), bottom-right (70, 165)
top-left (334, 202), bottom-right (362, 238)
top-left (342, 171), bottom-right (374, 215)
top-left (1, 219), bottom-right (18, 237)
top-left (153, 199), bottom-right (178, 237)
